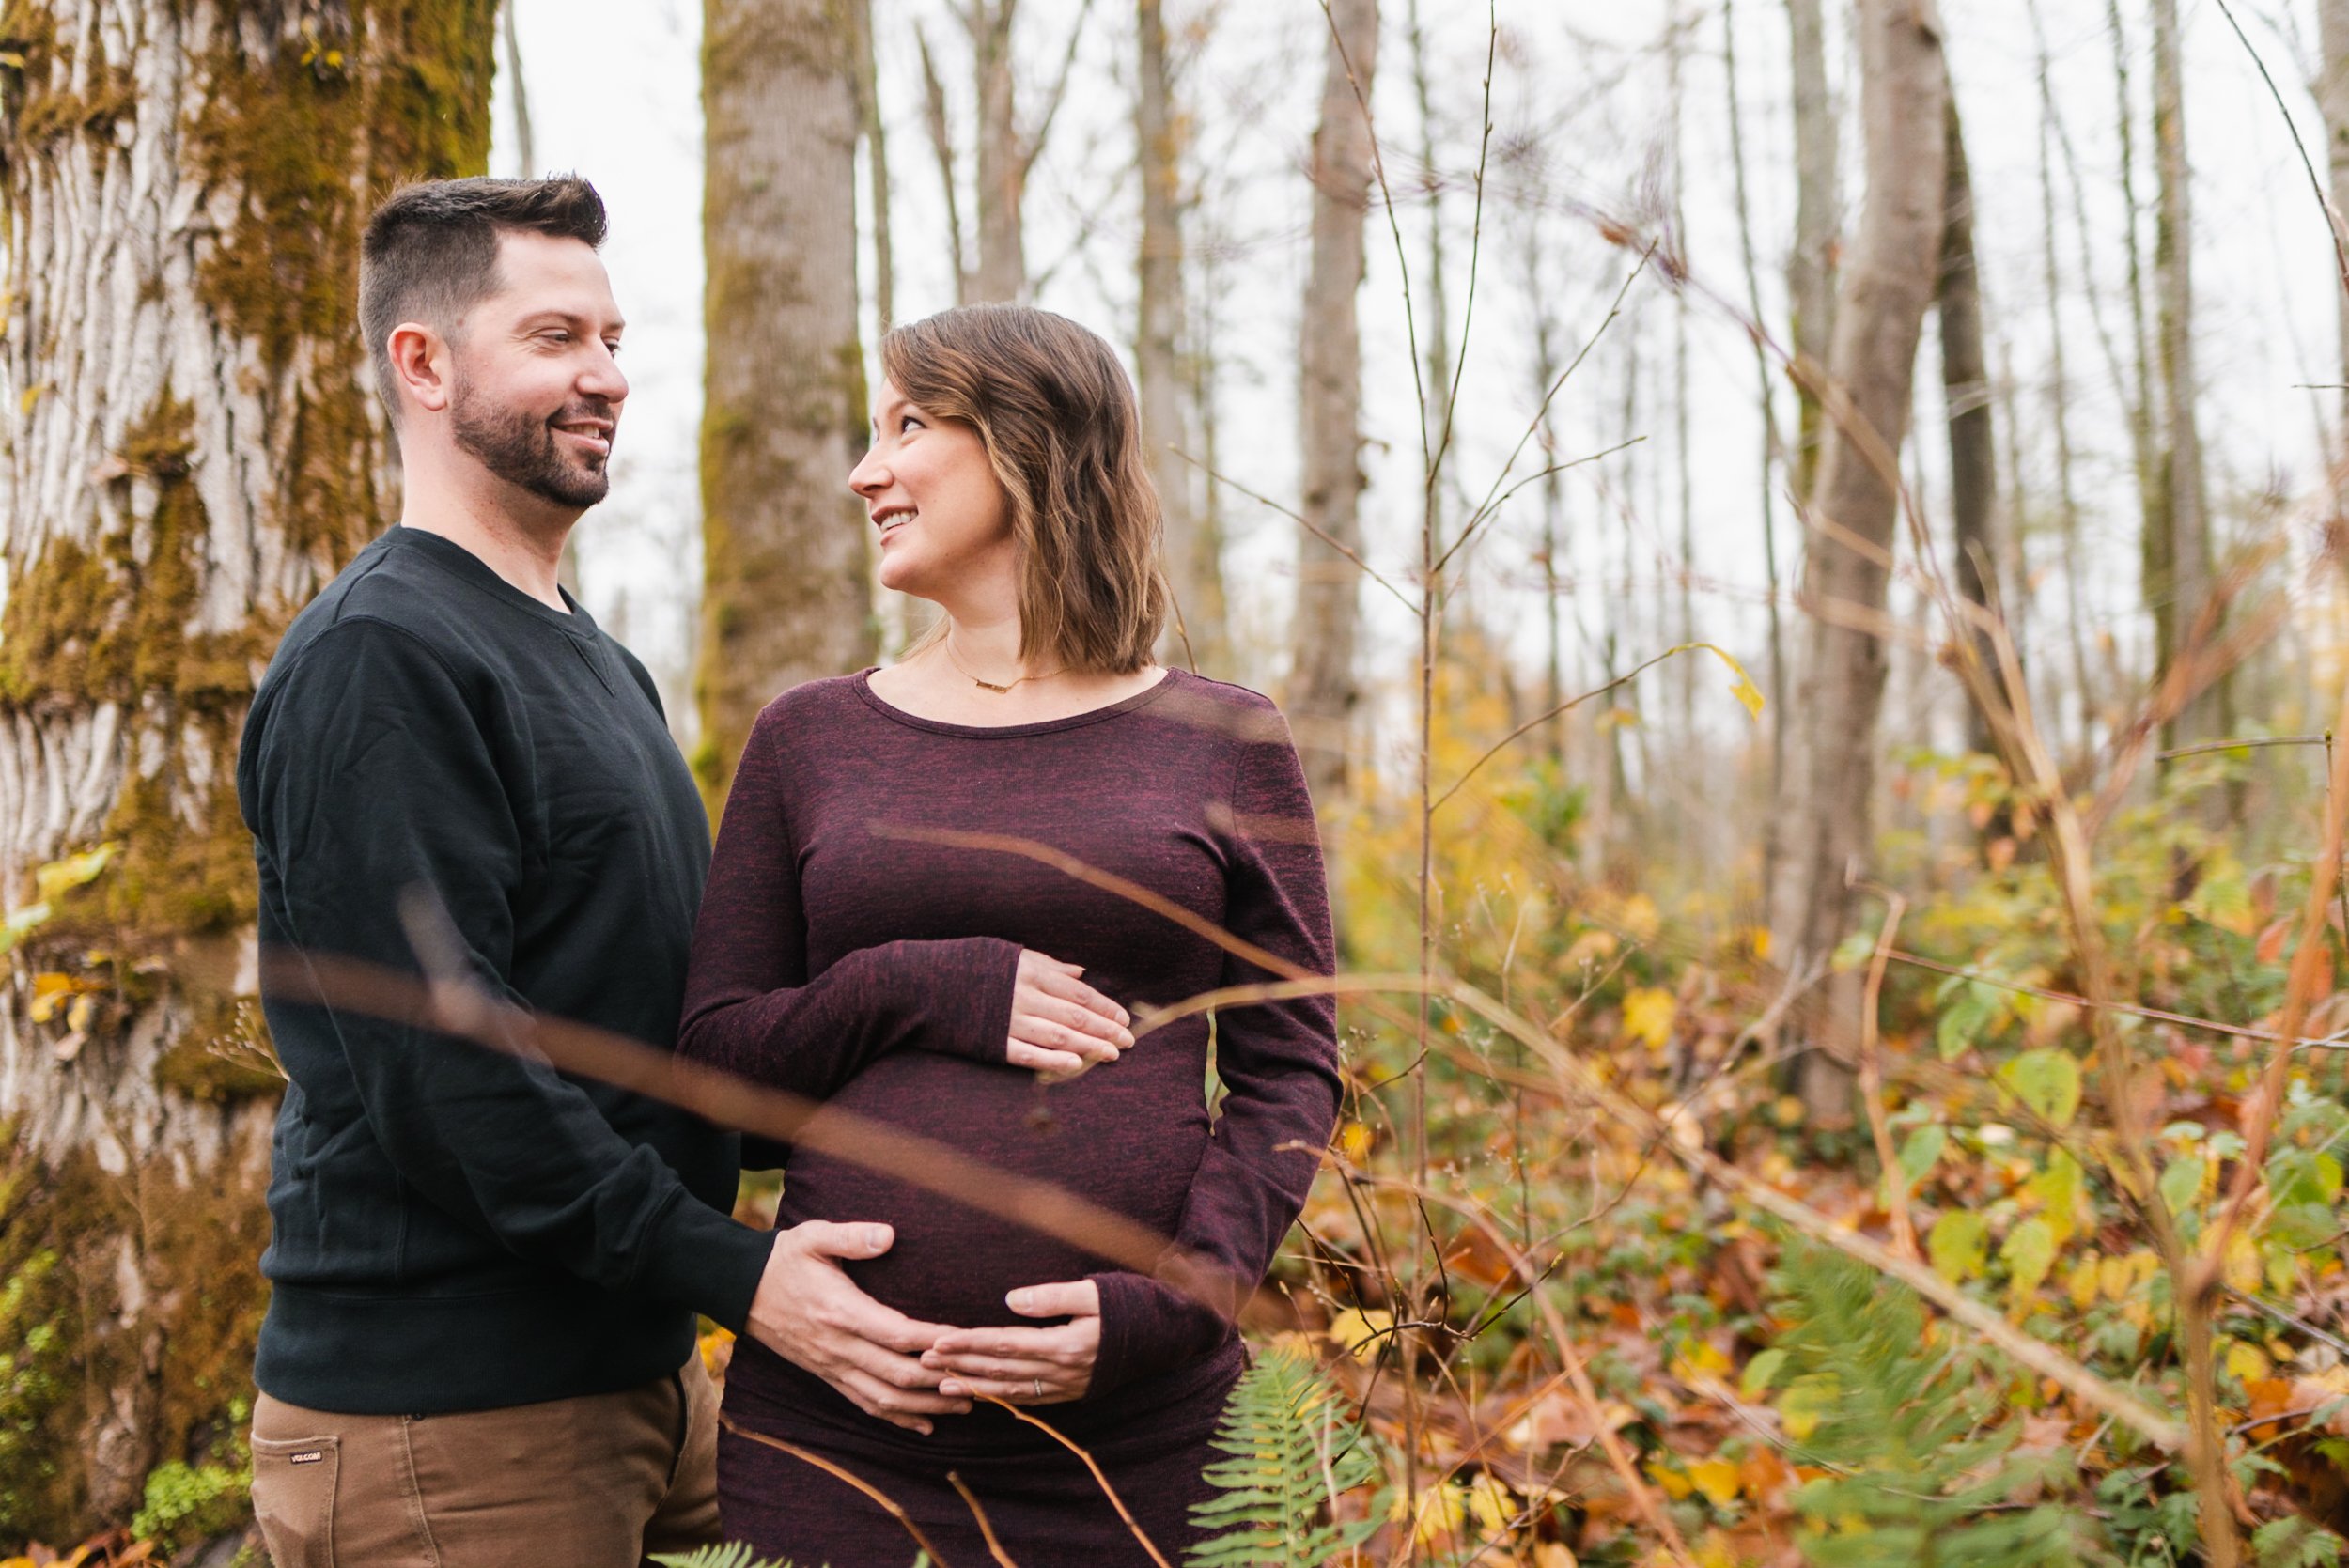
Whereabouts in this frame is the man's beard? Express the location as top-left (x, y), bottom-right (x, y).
top-left (450, 376), bottom-right (614, 510)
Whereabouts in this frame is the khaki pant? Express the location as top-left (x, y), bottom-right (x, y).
top-left (249, 1351), bottom-right (722, 1568)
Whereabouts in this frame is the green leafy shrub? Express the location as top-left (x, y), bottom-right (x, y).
top-left (129, 1457), bottom-right (249, 1557)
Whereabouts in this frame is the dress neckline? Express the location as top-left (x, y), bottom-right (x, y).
top-left (851, 666), bottom-right (1182, 737)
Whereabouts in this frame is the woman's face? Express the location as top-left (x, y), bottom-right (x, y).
top-left (849, 380), bottom-right (1015, 601)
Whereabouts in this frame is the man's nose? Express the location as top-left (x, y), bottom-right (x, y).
top-left (581, 347), bottom-right (629, 405)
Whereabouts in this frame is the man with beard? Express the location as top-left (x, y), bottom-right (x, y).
top-left (235, 178), bottom-right (936, 1566)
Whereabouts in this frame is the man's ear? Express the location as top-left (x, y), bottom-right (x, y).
top-left (386, 321), bottom-right (453, 416)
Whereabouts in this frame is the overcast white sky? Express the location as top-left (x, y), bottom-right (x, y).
top-left (492, 0), bottom-right (2349, 778)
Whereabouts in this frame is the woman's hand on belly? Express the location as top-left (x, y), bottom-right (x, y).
top-left (746, 1220), bottom-right (975, 1434)
top-left (923, 1280), bottom-right (1101, 1405)
top-left (1006, 952), bottom-right (1133, 1079)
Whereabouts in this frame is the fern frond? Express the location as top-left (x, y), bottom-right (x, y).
top-left (1186, 1343), bottom-right (1383, 1568)
top-left (648, 1544), bottom-right (793, 1568)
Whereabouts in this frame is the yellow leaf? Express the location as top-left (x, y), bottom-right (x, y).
top-left (1326, 1306), bottom-right (1392, 1361)
top-left (1673, 642), bottom-right (1767, 720)
top-left (1338, 1120), bottom-right (1372, 1164)
top-left (1624, 986), bottom-right (1677, 1050)
top-left (1533, 1545), bottom-right (1579, 1568)
top-left (34, 842), bottom-right (117, 904)
top-left (20, 383), bottom-right (40, 413)
top-left (2225, 1341), bottom-right (2270, 1383)
top-left (1464, 1474), bottom-right (1516, 1534)
top-left (1672, 1338), bottom-right (1732, 1382)
top-left (1750, 925), bottom-right (1772, 961)
top-left (2065, 1256), bottom-right (2101, 1311)
top-left (1687, 1456), bottom-right (1742, 1508)
top-left (1649, 1461), bottom-right (1695, 1500)
top-left (2225, 1230), bottom-right (2262, 1296)
top-left (1407, 1481), bottom-right (1469, 1544)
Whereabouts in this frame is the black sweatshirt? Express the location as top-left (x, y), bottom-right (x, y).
top-left (237, 525), bottom-right (770, 1415)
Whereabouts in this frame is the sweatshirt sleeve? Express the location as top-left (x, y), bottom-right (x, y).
top-left (1087, 703), bottom-right (1342, 1395)
top-left (677, 699), bottom-right (1024, 1109)
top-left (251, 616), bottom-right (773, 1332)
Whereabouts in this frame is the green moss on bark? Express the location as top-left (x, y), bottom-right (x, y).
top-left (0, 1147), bottom-right (269, 1541)
top-left (186, 1), bottom-right (495, 561)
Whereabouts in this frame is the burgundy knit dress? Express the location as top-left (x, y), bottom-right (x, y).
top-left (677, 668), bottom-right (1340, 1567)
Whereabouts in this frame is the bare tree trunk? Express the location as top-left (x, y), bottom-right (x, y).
top-left (698, 0), bottom-right (877, 813)
top-left (1406, 0), bottom-right (1453, 564)
top-left (1786, 0), bottom-right (1840, 496)
top-left (1937, 93), bottom-right (1999, 760)
top-left (2150, 0), bottom-right (2222, 751)
top-left (916, 26), bottom-right (971, 305)
top-left (967, 0), bottom-right (1027, 302)
top-left (2322, 0), bottom-right (2349, 444)
top-left (1527, 240), bottom-right (1567, 768)
top-left (1291, 0), bottom-right (1378, 808)
top-left (1726, 0), bottom-right (1789, 888)
top-left (1769, 0), bottom-right (1948, 1125)
top-left (853, 0), bottom-right (894, 335)
top-left (1137, 0), bottom-right (1220, 670)
top-left (0, 0), bottom-right (495, 1530)
top-left (1668, 3), bottom-right (1698, 741)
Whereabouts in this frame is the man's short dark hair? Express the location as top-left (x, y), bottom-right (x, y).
top-left (359, 175), bottom-right (608, 415)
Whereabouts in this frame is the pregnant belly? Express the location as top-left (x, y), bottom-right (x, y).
top-left (778, 1048), bottom-right (1209, 1329)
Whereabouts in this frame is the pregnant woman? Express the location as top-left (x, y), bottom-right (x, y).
top-left (677, 303), bottom-right (1341, 1564)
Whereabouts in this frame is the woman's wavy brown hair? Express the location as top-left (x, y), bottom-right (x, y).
top-left (879, 303), bottom-right (1167, 674)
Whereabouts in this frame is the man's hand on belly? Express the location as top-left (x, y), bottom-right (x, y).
top-left (745, 1221), bottom-right (974, 1434)
top-left (923, 1280), bottom-right (1101, 1405)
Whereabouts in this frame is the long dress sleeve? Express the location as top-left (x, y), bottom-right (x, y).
top-left (678, 701), bottom-right (1024, 1107)
top-left (1085, 706), bottom-right (1342, 1394)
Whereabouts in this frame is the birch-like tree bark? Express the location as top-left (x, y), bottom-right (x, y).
top-left (1137, 0), bottom-right (1221, 669)
top-left (1937, 93), bottom-right (2000, 760)
top-left (1786, 0), bottom-right (1840, 495)
top-left (1769, 0), bottom-right (1948, 1124)
top-left (0, 0), bottom-right (494, 1529)
top-left (1292, 0), bottom-right (1378, 808)
top-left (698, 0), bottom-right (876, 811)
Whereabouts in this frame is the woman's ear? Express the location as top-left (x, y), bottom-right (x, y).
top-left (385, 321), bottom-right (453, 417)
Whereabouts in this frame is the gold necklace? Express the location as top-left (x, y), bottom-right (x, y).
top-left (941, 631), bottom-right (1064, 694)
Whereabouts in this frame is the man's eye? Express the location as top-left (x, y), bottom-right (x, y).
top-left (899, 415), bottom-right (923, 433)
top-left (604, 341), bottom-right (623, 358)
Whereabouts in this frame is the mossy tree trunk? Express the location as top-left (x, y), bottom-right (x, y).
top-left (695, 0), bottom-right (875, 813)
top-left (0, 0), bottom-right (494, 1533)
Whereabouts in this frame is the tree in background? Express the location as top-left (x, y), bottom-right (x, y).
top-left (0, 0), bottom-right (495, 1531)
top-left (2322, 0), bottom-right (2349, 457)
top-left (2150, 0), bottom-right (2222, 752)
top-left (1136, 0), bottom-right (1223, 670)
top-left (1937, 92), bottom-right (2001, 763)
top-left (1785, 0), bottom-right (1839, 495)
top-left (1768, 0), bottom-right (1949, 1123)
top-left (1292, 0), bottom-right (1380, 811)
top-left (696, 0), bottom-right (877, 813)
